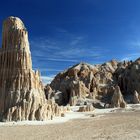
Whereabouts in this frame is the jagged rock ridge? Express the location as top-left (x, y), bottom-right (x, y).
top-left (48, 60), bottom-right (139, 107)
top-left (48, 61), bottom-right (119, 106)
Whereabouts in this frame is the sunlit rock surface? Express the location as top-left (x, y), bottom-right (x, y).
top-left (49, 60), bottom-right (139, 107)
top-left (0, 17), bottom-right (63, 121)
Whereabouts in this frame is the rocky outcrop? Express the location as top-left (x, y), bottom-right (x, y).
top-left (110, 86), bottom-right (126, 108)
top-left (45, 85), bottom-right (54, 100)
top-left (116, 59), bottom-right (140, 94)
top-left (50, 61), bottom-right (120, 105)
top-left (0, 17), bottom-right (63, 121)
top-left (50, 59), bottom-right (140, 107)
top-left (133, 90), bottom-right (140, 104)
top-left (78, 104), bottom-right (95, 112)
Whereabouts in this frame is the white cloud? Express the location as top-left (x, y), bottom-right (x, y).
top-left (121, 57), bottom-right (131, 61)
top-left (120, 40), bottom-right (140, 62)
top-left (41, 75), bottom-right (55, 84)
top-left (120, 53), bottom-right (140, 61)
top-left (45, 58), bottom-right (78, 62)
top-left (33, 68), bottom-right (62, 72)
top-left (130, 41), bottom-right (140, 47)
top-left (30, 31), bottom-right (105, 66)
top-left (70, 36), bottom-right (84, 46)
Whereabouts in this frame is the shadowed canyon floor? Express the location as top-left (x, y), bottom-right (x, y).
top-left (0, 110), bottom-right (140, 140)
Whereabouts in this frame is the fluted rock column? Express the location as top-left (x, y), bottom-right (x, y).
top-left (0, 17), bottom-right (62, 121)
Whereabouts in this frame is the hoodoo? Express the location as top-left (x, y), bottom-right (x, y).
top-left (0, 17), bottom-right (62, 121)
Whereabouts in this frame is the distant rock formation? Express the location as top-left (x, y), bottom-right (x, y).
top-left (133, 90), bottom-right (140, 104)
top-left (78, 105), bottom-right (95, 112)
top-left (110, 86), bottom-right (126, 108)
top-left (116, 59), bottom-right (140, 94)
top-left (49, 61), bottom-right (123, 106)
top-left (0, 17), bottom-right (63, 121)
top-left (49, 59), bottom-right (140, 107)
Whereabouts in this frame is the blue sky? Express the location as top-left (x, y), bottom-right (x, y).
top-left (1, 0), bottom-right (140, 83)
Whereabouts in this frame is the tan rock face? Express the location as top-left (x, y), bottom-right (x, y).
top-left (50, 59), bottom-right (136, 107)
top-left (0, 17), bottom-right (62, 121)
top-left (78, 105), bottom-right (95, 112)
top-left (133, 90), bottom-right (140, 104)
top-left (110, 86), bottom-right (126, 108)
top-left (50, 61), bottom-right (120, 105)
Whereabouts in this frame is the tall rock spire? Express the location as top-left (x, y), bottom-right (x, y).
top-left (1, 16), bottom-right (32, 69)
top-left (0, 17), bottom-right (62, 121)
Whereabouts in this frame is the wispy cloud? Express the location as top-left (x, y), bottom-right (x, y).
top-left (70, 36), bottom-right (84, 46)
top-left (121, 57), bottom-right (131, 61)
top-left (129, 41), bottom-right (140, 47)
top-left (120, 53), bottom-right (140, 61)
top-left (30, 34), bottom-right (104, 61)
top-left (119, 40), bottom-right (140, 61)
top-left (41, 75), bottom-right (55, 84)
top-left (55, 47), bottom-right (102, 59)
top-left (33, 68), bottom-right (62, 72)
top-left (30, 29), bottom-right (108, 77)
top-left (45, 58), bottom-right (78, 62)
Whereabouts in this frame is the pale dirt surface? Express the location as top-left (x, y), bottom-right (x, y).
top-left (0, 111), bottom-right (140, 140)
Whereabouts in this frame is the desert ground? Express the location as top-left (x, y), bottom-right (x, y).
top-left (0, 105), bottom-right (140, 140)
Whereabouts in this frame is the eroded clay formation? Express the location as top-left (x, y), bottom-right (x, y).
top-left (49, 61), bottom-right (123, 106)
top-left (0, 17), bottom-right (63, 121)
top-left (48, 60), bottom-right (140, 107)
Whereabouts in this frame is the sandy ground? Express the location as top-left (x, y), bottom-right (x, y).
top-left (0, 105), bottom-right (140, 140)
